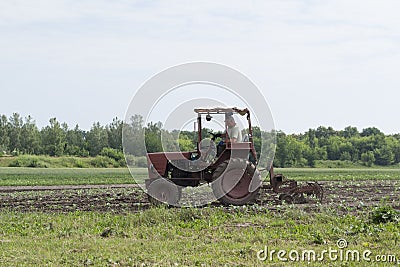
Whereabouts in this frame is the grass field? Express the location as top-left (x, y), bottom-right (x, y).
top-left (0, 168), bottom-right (147, 186)
top-left (274, 168), bottom-right (400, 182)
top-left (0, 206), bottom-right (399, 266)
top-left (0, 167), bottom-right (399, 186)
top-left (1, 167), bottom-right (399, 266)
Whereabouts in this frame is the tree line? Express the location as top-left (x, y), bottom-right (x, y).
top-left (0, 113), bottom-right (122, 157)
top-left (273, 126), bottom-right (400, 167)
top-left (1, 113), bottom-right (400, 167)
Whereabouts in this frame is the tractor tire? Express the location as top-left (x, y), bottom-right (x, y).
top-left (147, 178), bottom-right (181, 206)
top-left (212, 158), bottom-right (261, 205)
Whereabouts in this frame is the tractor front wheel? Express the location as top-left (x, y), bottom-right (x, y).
top-left (212, 158), bottom-right (261, 205)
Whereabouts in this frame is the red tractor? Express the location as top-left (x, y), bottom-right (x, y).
top-left (145, 107), bottom-right (323, 206)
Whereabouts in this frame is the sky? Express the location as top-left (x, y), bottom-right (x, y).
top-left (1, 0), bottom-right (400, 134)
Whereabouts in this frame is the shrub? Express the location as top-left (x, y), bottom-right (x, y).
top-left (125, 155), bottom-right (147, 168)
top-left (370, 205), bottom-right (399, 224)
top-left (8, 155), bottom-right (45, 168)
top-left (117, 158), bottom-right (127, 167)
top-left (89, 156), bottom-right (116, 168)
top-left (361, 151), bottom-right (375, 167)
top-left (100, 148), bottom-right (124, 161)
top-left (134, 156), bottom-right (147, 168)
top-left (125, 155), bottom-right (135, 166)
top-left (74, 159), bottom-right (88, 168)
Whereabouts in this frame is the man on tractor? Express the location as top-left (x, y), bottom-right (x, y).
top-left (225, 115), bottom-right (242, 143)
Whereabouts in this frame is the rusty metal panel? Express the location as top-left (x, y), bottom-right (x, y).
top-left (147, 152), bottom-right (191, 177)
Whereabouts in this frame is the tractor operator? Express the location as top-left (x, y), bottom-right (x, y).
top-left (225, 115), bottom-right (242, 143)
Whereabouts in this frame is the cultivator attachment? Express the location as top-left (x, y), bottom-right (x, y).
top-left (269, 167), bottom-right (323, 204)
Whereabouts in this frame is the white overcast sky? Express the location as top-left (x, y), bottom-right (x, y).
top-left (1, 1), bottom-right (399, 133)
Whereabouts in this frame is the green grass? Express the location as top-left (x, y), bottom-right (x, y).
top-left (273, 168), bottom-right (400, 182)
top-left (0, 167), bottom-right (399, 187)
top-left (0, 168), bottom-right (148, 186)
top-left (0, 167), bottom-right (399, 265)
top-left (0, 155), bottom-right (148, 168)
top-left (0, 206), bottom-right (399, 266)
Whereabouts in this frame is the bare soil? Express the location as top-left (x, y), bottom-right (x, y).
top-left (0, 180), bottom-right (399, 213)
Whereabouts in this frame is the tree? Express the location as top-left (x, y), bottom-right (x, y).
top-left (41, 118), bottom-right (66, 156)
top-left (8, 113), bottom-right (23, 153)
top-left (274, 133), bottom-right (307, 167)
top-left (340, 151), bottom-right (352, 161)
top-left (0, 115), bottom-right (10, 153)
top-left (326, 136), bottom-right (343, 160)
top-left (361, 127), bottom-right (383, 137)
top-left (306, 129), bottom-right (317, 149)
top-left (374, 145), bottom-right (394, 166)
top-left (361, 151), bottom-right (375, 167)
top-left (251, 126), bottom-right (262, 157)
top-left (86, 122), bottom-right (109, 156)
top-left (260, 130), bottom-right (277, 167)
top-left (315, 146), bottom-right (328, 160)
top-left (339, 141), bottom-right (355, 161)
top-left (342, 126), bottom-right (359, 139)
top-left (304, 146), bottom-right (316, 167)
top-left (2, 110), bottom-right (400, 168)
top-left (107, 117), bottom-right (123, 150)
top-left (178, 134), bottom-right (195, 151)
top-left (385, 136), bottom-right (400, 164)
top-left (65, 124), bottom-right (88, 156)
top-left (20, 115), bottom-right (40, 154)
top-left (123, 115), bottom-right (146, 156)
top-left (160, 129), bottom-right (178, 152)
top-left (145, 122), bottom-right (163, 153)
top-left (274, 132), bottom-right (288, 167)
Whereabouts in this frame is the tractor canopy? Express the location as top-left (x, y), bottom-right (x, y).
top-left (194, 107), bottom-right (250, 117)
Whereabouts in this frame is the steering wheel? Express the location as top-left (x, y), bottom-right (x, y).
top-left (208, 132), bottom-right (222, 141)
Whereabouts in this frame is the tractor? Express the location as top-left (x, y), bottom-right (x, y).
top-left (145, 107), bottom-right (323, 206)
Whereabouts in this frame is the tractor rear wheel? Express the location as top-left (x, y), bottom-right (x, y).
top-left (147, 178), bottom-right (180, 206)
top-left (212, 158), bottom-right (261, 205)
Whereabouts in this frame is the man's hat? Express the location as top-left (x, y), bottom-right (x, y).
top-left (225, 115), bottom-right (235, 122)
